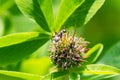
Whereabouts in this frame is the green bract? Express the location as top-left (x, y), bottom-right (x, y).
top-left (0, 32), bottom-right (50, 65)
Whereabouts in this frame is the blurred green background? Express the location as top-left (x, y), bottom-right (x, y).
top-left (0, 0), bottom-right (120, 77)
top-left (83, 0), bottom-right (120, 51)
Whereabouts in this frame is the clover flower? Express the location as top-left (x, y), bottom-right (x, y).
top-left (50, 29), bottom-right (90, 70)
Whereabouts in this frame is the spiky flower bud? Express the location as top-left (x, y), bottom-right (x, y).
top-left (49, 29), bottom-right (90, 70)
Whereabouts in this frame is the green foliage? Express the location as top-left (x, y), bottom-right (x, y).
top-left (15, 0), bottom-right (54, 32)
top-left (0, 32), bottom-right (49, 65)
top-left (84, 64), bottom-right (120, 74)
top-left (0, 70), bottom-right (41, 80)
top-left (0, 0), bottom-right (105, 66)
top-left (55, 0), bottom-right (105, 31)
top-left (85, 43), bottom-right (103, 64)
top-left (1, 0), bottom-right (119, 80)
top-left (81, 64), bottom-right (120, 80)
top-left (15, 0), bottom-right (105, 32)
top-left (54, 0), bottom-right (84, 31)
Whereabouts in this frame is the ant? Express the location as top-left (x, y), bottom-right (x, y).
top-left (53, 29), bottom-right (66, 43)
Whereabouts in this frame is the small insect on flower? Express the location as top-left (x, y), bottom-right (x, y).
top-left (50, 29), bottom-right (90, 70)
top-left (53, 29), bottom-right (66, 43)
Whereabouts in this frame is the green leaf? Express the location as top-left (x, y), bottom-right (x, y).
top-left (82, 64), bottom-right (120, 80)
top-left (98, 41), bottom-right (120, 68)
top-left (41, 71), bottom-right (69, 80)
top-left (55, 0), bottom-right (105, 31)
top-left (0, 70), bottom-right (41, 80)
top-left (41, 73), bottom-right (68, 80)
top-left (37, 0), bottom-right (54, 32)
top-left (83, 64), bottom-right (120, 74)
top-left (40, 73), bottom-right (52, 80)
top-left (43, 71), bottom-right (68, 80)
top-left (0, 32), bottom-right (49, 65)
top-left (15, 0), bottom-right (54, 32)
top-left (81, 74), bottom-right (120, 80)
top-left (101, 74), bottom-right (120, 80)
top-left (84, 43), bottom-right (103, 64)
top-left (54, 0), bottom-right (84, 31)
top-left (0, 0), bottom-right (14, 15)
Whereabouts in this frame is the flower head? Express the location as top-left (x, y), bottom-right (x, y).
top-left (50, 29), bottom-right (90, 70)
